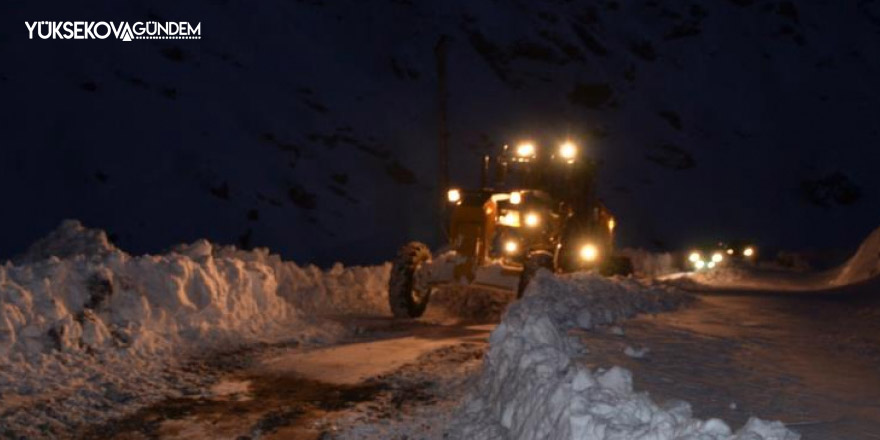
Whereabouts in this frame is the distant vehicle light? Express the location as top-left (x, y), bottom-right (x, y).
top-left (694, 260), bottom-right (706, 269)
top-left (510, 191), bottom-right (522, 205)
top-left (559, 141), bottom-right (577, 162)
top-left (712, 252), bottom-right (723, 263)
top-left (580, 244), bottom-right (598, 262)
top-left (447, 188), bottom-right (461, 203)
top-left (707, 261), bottom-right (716, 269)
top-left (608, 218), bottom-right (616, 231)
top-left (515, 142), bottom-right (536, 158)
top-left (688, 251), bottom-right (701, 263)
top-left (727, 249), bottom-right (734, 255)
top-left (525, 212), bottom-right (540, 227)
top-left (743, 247), bottom-right (755, 257)
top-left (504, 240), bottom-right (519, 254)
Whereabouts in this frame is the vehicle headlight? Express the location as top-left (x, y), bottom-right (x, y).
top-left (524, 212), bottom-right (540, 227)
top-left (694, 260), bottom-right (706, 269)
top-left (579, 244), bottom-right (598, 262)
top-left (504, 240), bottom-right (519, 254)
top-left (509, 191), bottom-right (522, 205)
top-left (607, 218), bottom-right (616, 231)
top-left (688, 251), bottom-right (701, 263)
top-left (727, 248), bottom-right (734, 255)
top-left (559, 141), bottom-right (577, 162)
top-left (707, 261), bottom-right (716, 269)
top-left (743, 247), bottom-right (755, 257)
top-left (447, 188), bottom-right (461, 203)
top-left (515, 142), bottom-right (536, 159)
top-left (711, 252), bottom-right (723, 263)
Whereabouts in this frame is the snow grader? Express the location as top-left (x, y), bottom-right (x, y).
top-left (388, 140), bottom-right (632, 318)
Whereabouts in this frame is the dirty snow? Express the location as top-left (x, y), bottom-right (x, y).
top-left (0, 221), bottom-right (389, 437)
top-left (448, 271), bottom-right (799, 440)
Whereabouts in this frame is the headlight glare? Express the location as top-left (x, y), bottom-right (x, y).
top-left (525, 212), bottom-right (540, 227)
top-left (447, 189), bottom-right (461, 203)
top-left (515, 142), bottom-right (536, 158)
top-left (510, 191), bottom-right (522, 204)
top-left (559, 141), bottom-right (577, 162)
top-left (579, 244), bottom-right (598, 262)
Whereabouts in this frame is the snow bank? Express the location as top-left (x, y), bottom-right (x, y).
top-left (449, 272), bottom-right (799, 440)
top-left (832, 226), bottom-right (880, 286)
top-left (0, 221), bottom-right (389, 437)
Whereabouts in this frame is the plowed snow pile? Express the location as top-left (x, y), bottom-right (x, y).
top-left (0, 220), bottom-right (389, 437)
top-left (449, 272), bottom-right (799, 440)
top-left (832, 225), bottom-right (880, 286)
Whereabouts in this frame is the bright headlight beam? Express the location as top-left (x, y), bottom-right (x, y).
top-left (712, 252), bottom-right (723, 263)
top-left (743, 247), bottom-right (755, 257)
top-left (688, 252), bottom-right (701, 263)
top-left (447, 189), bottom-right (461, 203)
top-left (580, 244), bottom-right (598, 261)
top-left (509, 191), bottom-right (522, 205)
top-left (525, 213), bottom-right (540, 227)
top-left (516, 142), bottom-right (536, 158)
top-left (694, 260), bottom-right (706, 269)
top-left (504, 240), bottom-right (518, 254)
top-left (559, 141), bottom-right (577, 162)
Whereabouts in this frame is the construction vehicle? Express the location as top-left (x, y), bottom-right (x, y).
top-left (388, 139), bottom-right (632, 318)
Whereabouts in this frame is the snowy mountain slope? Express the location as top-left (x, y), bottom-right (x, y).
top-left (1, 0), bottom-right (878, 265)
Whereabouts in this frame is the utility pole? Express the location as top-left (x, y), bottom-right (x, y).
top-left (435, 35), bottom-right (450, 237)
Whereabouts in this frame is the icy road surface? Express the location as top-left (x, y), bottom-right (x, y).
top-left (84, 314), bottom-right (496, 439)
top-left (591, 278), bottom-right (880, 440)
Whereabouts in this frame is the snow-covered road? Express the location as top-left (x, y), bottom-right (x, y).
top-left (582, 281), bottom-right (880, 440)
top-left (84, 317), bottom-right (493, 439)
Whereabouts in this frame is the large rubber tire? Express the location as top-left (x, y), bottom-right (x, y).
top-left (517, 252), bottom-right (555, 298)
top-left (599, 255), bottom-right (634, 277)
top-left (388, 242), bottom-right (433, 318)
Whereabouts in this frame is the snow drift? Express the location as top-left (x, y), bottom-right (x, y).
top-left (0, 220), bottom-right (389, 437)
top-left (832, 225), bottom-right (880, 286)
top-left (449, 272), bottom-right (799, 440)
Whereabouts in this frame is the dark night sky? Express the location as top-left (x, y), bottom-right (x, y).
top-left (1, 0), bottom-right (878, 266)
